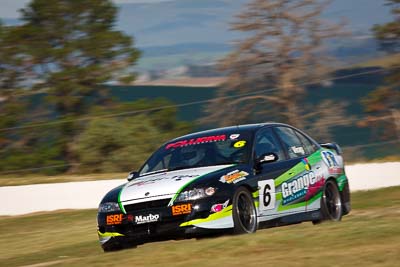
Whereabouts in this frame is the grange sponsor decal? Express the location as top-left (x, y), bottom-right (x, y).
top-left (135, 214), bottom-right (160, 224)
top-left (281, 171), bottom-right (322, 205)
top-left (106, 214), bottom-right (123, 225)
top-left (166, 135), bottom-right (226, 149)
top-left (219, 170), bottom-right (248, 184)
top-left (172, 203), bottom-right (192, 216)
top-left (304, 178), bottom-right (325, 201)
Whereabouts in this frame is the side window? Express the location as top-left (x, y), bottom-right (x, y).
top-left (254, 128), bottom-right (285, 162)
top-left (295, 131), bottom-right (318, 154)
top-left (274, 127), bottom-right (306, 159)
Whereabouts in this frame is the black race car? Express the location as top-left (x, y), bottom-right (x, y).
top-left (97, 123), bottom-right (350, 251)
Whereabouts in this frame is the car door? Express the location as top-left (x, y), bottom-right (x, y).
top-left (252, 127), bottom-right (292, 221)
top-left (272, 126), bottom-right (319, 217)
top-left (293, 131), bottom-right (327, 213)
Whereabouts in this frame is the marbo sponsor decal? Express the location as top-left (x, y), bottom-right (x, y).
top-left (135, 214), bottom-right (160, 224)
top-left (281, 171), bottom-right (322, 205)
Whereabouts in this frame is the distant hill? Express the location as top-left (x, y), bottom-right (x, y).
top-left (117, 0), bottom-right (391, 71)
top-left (1, 0), bottom-right (392, 71)
top-left (118, 0), bottom-right (390, 47)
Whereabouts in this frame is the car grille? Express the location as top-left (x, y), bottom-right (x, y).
top-left (124, 198), bottom-right (171, 213)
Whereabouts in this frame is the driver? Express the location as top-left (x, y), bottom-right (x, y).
top-left (180, 146), bottom-right (206, 166)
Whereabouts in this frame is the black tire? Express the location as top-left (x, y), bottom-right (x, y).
top-left (102, 241), bottom-right (123, 252)
top-left (102, 239), bottom-right (137, 252)
top-left (312, 219), bottom-right (322, 225)
top-left (320, 179), bottom-right (343, 221)
top-left (232, 187), bottom-right (257, 234)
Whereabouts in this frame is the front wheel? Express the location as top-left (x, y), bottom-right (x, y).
top-left (320, 179), bottom-right (343, 221)
top-left (102, 238), bottom-right (137, 252)
top-left (232, 187), bottom-right (257, 234)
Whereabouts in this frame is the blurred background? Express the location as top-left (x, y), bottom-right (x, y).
top-left (1, 1), bottom-right (400, 266)
top-left (0, 0), bottom-right (399, 177)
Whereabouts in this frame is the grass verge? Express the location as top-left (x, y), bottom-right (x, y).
top-left (1, 186), bottom-right (399, 267)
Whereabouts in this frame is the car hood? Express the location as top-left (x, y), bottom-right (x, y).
top-left (119, 165), bottom-right (233, 205)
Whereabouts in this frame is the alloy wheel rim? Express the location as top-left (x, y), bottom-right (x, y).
top-left (237, 192), bottom-right (256, 232)
top-left (325, 182), bottom-right (342, 220)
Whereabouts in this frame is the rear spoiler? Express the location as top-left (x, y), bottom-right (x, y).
top-left (320, 142), bottom-right (343, 155)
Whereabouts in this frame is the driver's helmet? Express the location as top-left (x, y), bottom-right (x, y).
top-left (180, 145), bottom-right (206, 166)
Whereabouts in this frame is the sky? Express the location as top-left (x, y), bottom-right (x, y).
top-left (0, 0), bottom-right (173, 19)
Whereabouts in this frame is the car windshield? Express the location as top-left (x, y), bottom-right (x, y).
top-left (139, 131), bottom-right (253, 176)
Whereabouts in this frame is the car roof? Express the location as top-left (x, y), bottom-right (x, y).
top-left (169, 122), bottom-right (291, 142)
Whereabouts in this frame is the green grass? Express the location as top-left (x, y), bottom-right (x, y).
top-left (1, 186), bottom-right (400, 267)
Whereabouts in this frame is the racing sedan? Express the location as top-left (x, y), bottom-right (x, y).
top-left (97, 123), bottom-right (351, 251)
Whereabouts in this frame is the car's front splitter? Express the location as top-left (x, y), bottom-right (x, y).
top-left (179, 204), bottom-right (234, 229)
top-left (98, 222), bottom-right (232, 249)
top-left (97, 199), bottom-right (236, 247)
top-left (98, 230), bottom-right (124, 245)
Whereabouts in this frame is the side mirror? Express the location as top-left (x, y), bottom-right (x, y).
top-left (256, 152), bottom-right (278, 166)
top-left (127, 171), bottom-right (139, 181)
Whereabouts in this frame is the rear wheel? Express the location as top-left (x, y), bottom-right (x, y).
top-left (320, 180), bottom-right (343, 222)
top-left (232, 187), bottom-right (257, 234)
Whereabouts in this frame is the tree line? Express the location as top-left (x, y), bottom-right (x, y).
top-left (0, 0), bottom-right (191, 174)
top-left (203, 0), bottom-right (399, 142)
top-left (0, 0), bottom-right (398, 175)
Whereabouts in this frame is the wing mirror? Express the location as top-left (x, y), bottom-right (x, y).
top-left (256, 152), bottom-right (278, 166)
top-left (127, 171), bottom-right (139, 181)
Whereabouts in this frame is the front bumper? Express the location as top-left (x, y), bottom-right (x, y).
top-left (97, 197), bottom-right (233, 247)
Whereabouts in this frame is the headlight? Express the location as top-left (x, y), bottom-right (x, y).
top-left (175, 187), bottom-right (216, 202)
top-left (98, 202), bottom-right (121, 213)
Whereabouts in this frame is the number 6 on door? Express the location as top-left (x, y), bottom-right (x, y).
top-left (258, 180), bottom-right (275, 211)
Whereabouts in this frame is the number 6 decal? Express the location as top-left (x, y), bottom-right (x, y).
top-left (258, 180), bottom-right (275, 211)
